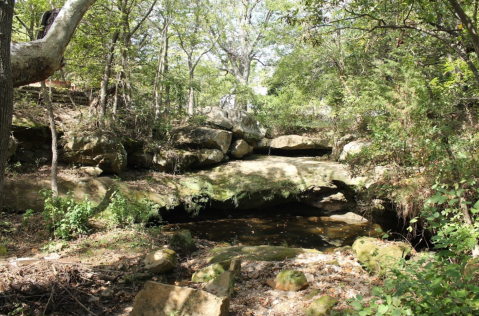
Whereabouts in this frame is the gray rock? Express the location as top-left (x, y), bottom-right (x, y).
top-left (255, 138), bottom-right (272, 150)
top-left (339, 140), bottom-right (372, 161)
top-left (331, 134), bottom-right (356, 161)
top-left (196, 149), bottom-right (224, 167)
top-left (330, 212), bottom-right (368, 224)
top-left (130, 281), bottom-right (229, 316)
top-left (80, 166), bottom-right (103, 177)
top-left (228, 110), bottom-right (266, 144)
top-left (229, 139), bottom-right (254, 159)
top-left (144, 249), bottom-right (177, 274)
top-left (171, 126), bottom-right (233, 154)
top-left (201, 106), bottom-right (234, 130)
top-left (205, 271), bottom-right (235, 297)
top-left (60, 134), bottom-right (127, 174)
top-left (200, 107), bottom-right (266, 144)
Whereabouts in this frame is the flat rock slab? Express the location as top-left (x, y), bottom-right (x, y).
top-left (130, 281), bottom-right (229, 316)
top-left (207, 245), bottom-right (321, 263)
top-left (4, 156), bottom-right (367, 213)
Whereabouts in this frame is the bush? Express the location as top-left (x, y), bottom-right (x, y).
top-left (349, 182), bottom-right (479, 315)
top-left (40, 189), bottom-right (94, 240)
top-left (106, 188), bottom-right (160, 227)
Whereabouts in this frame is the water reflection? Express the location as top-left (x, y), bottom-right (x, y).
top-left (163, 214), bottom-right (381, 251)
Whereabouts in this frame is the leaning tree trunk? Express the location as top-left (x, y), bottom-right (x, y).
top-left (11, 0), bottom-right (98, 87)
top-left (0, 0), bottom-right (14, 211)
top-left (1, 0), bottom-right (97, 209)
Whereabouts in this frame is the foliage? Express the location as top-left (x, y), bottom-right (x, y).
top-left (167, 229), bottom-right (197, 253)
top-left (40, 189), bottom-right (94, 240)
top-left (106, 188), bottom-right (160, 227)
top-left (350, 183), bottom-right (479, 315)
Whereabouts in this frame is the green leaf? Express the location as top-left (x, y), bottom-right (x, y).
top-left (377, 304), bottom-right (389, 314)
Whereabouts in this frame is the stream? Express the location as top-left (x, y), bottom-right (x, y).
top-left (162, 202), bottom-right (383, 251)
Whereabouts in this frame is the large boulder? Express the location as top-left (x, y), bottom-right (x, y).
top-left (331, 134), bottom-right (356, 161)
top-left (144, 249), bottom-right (177, 274)
top-left (171, 126), bottom-right (232, 154)
top-left (201, 106), bottom-right (234, 130)
top-left (129, 148), bottom-right (223, 172)
top-left (128, 148), bottom-right (199, 173)
top-left (339, 140), bottom-right (372, 161)
top-left (229, 139), bottom-right (253, 159)
top-left (195, 149), bottom-right (225, 168)
top-left (60, 134), bottom-right (127, 174)
top-left (130, 281), bottom-right (229, 316)
top-left (205, 271), bottom-right (236, 298)
top-left (200, 106), bottom-right (266, 144)
top-left (11, 121), bottom-right (51, 164)
top-left (352, 237), bottom-right (411, 274)
top-left (228, 110), bottom-right (266, 144)
top-left (270, 135), bottom-right (330, 150)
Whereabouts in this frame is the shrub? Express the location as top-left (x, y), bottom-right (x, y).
top-left (349, 181), bottom-right (479, 315)
top-left (106, 188), bottom-right (160, 227)
top-left (40, 189), bottom-right (94, 240)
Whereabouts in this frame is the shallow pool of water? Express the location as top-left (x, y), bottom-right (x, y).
top-left (163, 212), bottom-right (381, 251)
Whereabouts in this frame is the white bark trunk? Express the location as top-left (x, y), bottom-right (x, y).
top-left (11, 0), bottom-right (97, 87)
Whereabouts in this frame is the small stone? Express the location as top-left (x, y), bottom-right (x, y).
top-left (144, 249), bottom-right (177, 274)
top-left (305, 295), bottom-right (338, 316)
top-left (271, 270), bottom-right (308, 291)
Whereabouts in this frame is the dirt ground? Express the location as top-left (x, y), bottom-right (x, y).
top-left (0, 206), bottom-right (380, 316)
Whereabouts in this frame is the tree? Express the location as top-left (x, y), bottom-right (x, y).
top-left (211, 0), bottom-right (274, 109)
top-left (174, 0), bottom-right (216, 115)
top-left (0, 0), bottom-right (15, 212)
top-left (1, 0), bottom-right (97, 210)
top-left (297, 0), bottom-right (479, 85)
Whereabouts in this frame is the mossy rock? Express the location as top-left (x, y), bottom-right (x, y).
top-left (352, 237), bottom-right (411, 274)
top-left (207, 245), bottom-right (321, 263)
top-left (305, 289), bottom-right (321, 300)
top-left (274, 270), bottom-right (308, 291)
top-left (0, 245), bottom-right (7, 257)
top-left (192, 260), bottom-right (231, 283)
top-left (144, 249), bottom-right (177, 274)
top-left (168, 230), bottom-right (197, 253)
top-left (305, 295), bottom-right (338, 316)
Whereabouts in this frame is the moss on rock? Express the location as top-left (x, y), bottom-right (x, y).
top-left (274, 270), bottom-right (308, 291)
top-left (192, 260), bottom-right (231, 283)
top-left (352, 237), bottom-right (411, 274)
top-left (305, 295), bottom-right (338, 316)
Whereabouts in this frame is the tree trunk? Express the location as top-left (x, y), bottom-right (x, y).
top-left (154, 31), bottom-right (170, 119)
top-left (100, 30), bottom-right (120, 119)
top-left (448, 0), bottom-right (479, 62)
top-left (0, 0), bottom-right (14, 211)
top-left (188, 71), bottom-right (195, 116)
top-left (41, 81), bottom-right (59, 196)
top-left (11, 0), bottom-right (98, 87)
